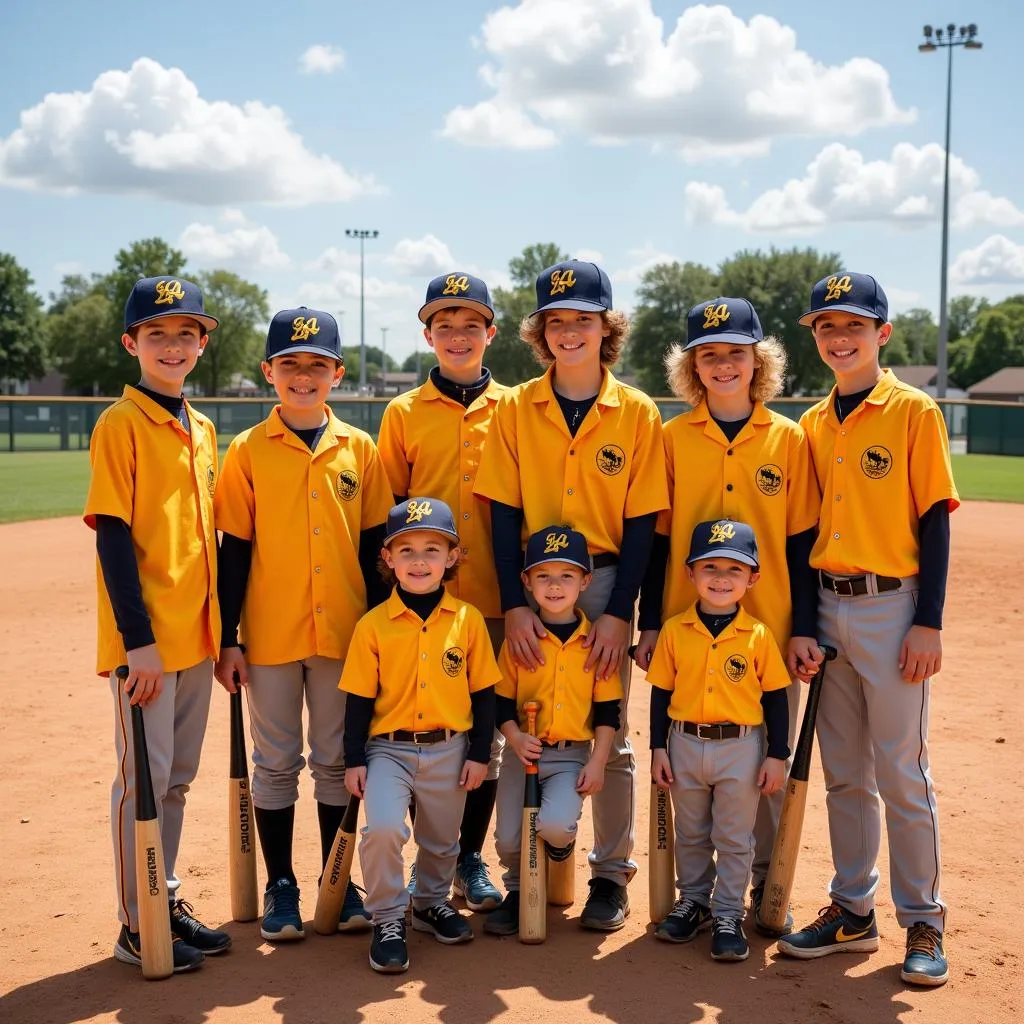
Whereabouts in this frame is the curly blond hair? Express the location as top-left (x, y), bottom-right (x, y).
top-left (663, 336), bottom-right (787, 406)
top-left (519, 309), bottom-right (630, 369)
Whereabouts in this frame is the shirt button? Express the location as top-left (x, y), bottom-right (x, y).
top-left (418, 713), bottom-right (424, 719)
top-left (726, 484), bottom-right (733, 492)
top-left (315, 605), bottom-right (322, 613)
top-left (567, 488), bottom-right (574, 496)
top-left (422, 626), bottom-right (427, 633)
top-left (312, 490), bottom-right (318, 498)
top-left (314, 566), bottom-right (321, 573)
top-left (841, 430), bottom-right (847, 436)
top-left (556, 704), bottom-right (562, 710)
top-left (727, 449), bottom-right (733, 456)
top-left (835, 495), bottom-right (842, 502)
top-left (464, 441), bottom-right (471, 448)
top-left (559, 665), bottom-right (565, 671)
top-left (421, 683), bottom-right (427, 689)
top-left (463, 475), bottom-right (470, 481)
top-left (837, 457), bottom-right (843, 464)
top-left (709, 668), bottom-right (715, 675)
top-left (463, 513), bottom-right (470, 520)
top-left (711, 643), bottom-right (717, 649)
top-left (421, 652), bottom-right (427, 660)
top-left (833, 532), bottom-right (840, 540)
top-left (708, 687), bottom-right (713, 693)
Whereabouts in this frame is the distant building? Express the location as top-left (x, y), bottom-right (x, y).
top-left (967, 367), bottom-right (1024, 403)
top-left (368, 371), bottom-right (420, 397)
top-left (887, 364), bottom-right (967, 400)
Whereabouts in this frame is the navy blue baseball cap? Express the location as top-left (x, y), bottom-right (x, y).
top-left (799, 272), bottom-right (889, 326)
top-left (523, 526), bottom-right (593, 573)
top-left (683, 297), bottom-right (764, 351)
top-left (532, 259), bottom-right (613, 316)
top-left (418, 272), bottom-right (494, 324)
top-left (687, 519), bottom-right (759, 569)
top-left (383, 497), bottom-right (460, 547)
top-left (124, 276), bottom-right (218, 333)
top-left (265, 307), bottom-right (342, 361)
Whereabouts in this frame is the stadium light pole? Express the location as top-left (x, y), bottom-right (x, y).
top-left (345, 229), bottom-right (379, 392)
top-left (918, 22), bottom-right (982, 398)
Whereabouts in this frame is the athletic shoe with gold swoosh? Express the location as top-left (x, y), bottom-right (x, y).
top-left (777, 902), bottom-right (880, 959)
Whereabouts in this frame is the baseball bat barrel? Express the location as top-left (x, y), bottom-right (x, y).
top-left (228, 686), bottom-right (259, 922)
top-left (758, 643), bottom-right (838, 935)
top-left (119, 666), bottom-right (174, 980)
top-left (648, 782), bottom-right (675, 923)
top-left (546, 846), bottom-right (575, 907)
top-left (519, 701), bottom-right (546, 943)
top-left (313, 797), bottom-right (361, 935)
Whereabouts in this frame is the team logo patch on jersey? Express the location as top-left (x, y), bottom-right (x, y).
top-left (824, 275), bottom-right (852, 302)
top-left (336, 469), bottom-right (360, 500)
top-left (596, 444), bottom-right (625, 476)
top-left (441, 274), bottom-right (470, 296)
top-left (549, 269), bottom-right (577, 295)
top-left (724, 654), bottom-right (748, 683)
top-left (702, 303), bottom-right (730, 329)
top-left (154, 279), bottom-right (185, 305)
top-left (861, 446), bottom-right (892, 479)
top-left (756, 464), bottom-right (784, 496)
top-left (442, 647), bottom-right (465, 678)
top-left (206, 465), bottom-right (215, 496)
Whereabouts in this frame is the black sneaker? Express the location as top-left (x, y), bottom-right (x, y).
top-left (580, 878), bottom-right (629, 932)
top-left (411, 900), bottom-right (474, 944)
top-left (710, 916), bottom-right (749, 961)
top-left (114, 925), bottom-right (204, 973)
top-left (483, 892), bottom-right (520, 936)
top-left (169, 899), bottom-right (232, 954)
top-left (369, 920), bottom-right (409, 974)
top-left (654, 897), bottom-right (712, 943)
top-left (750, 880), bottom-right (794, 937)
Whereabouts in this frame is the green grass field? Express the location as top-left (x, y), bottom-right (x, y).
top-left (0, 450), bottom-right (1020, 524)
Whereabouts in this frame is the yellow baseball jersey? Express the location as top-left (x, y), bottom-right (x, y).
top-left (800, 370), bottom-right (960, 577)
top-left (646, 604), bottom-right (791, 726)
top-left (339, 588), bottom-right (502, 735)
top-left (658, 401), bottom-right (820, 643)
top-left (214, 406), bottom-right (393, 665)
top-left (474, 367), bottom-right (669, 555)
top-left (496, 613), bottom-right (623, 742)
top-left (377, 376), bottom-right (507, 618)
top-left (84, 386), bottom-right (220, 675)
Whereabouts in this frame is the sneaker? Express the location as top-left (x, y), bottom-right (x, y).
top-left (710, 916), bottom-right (749, 961)
top-left (777, 903), bottom-right (880, 959)
top-left (260, 878), bottom-right (304, 942)
top-left (483, 891), bottom-right (520, 936)
top-left (406, 863), bottom-right (417, 896)
top-left (338, 881), bottom-right (372, 933)
top-left (169, 899), bottom-right (232, 954)
top-left (750, 880), bottom-right (794, 937)
top-left (369, 920), bottom-right (409, 974)
top-left (579, 878), bottom-right (629, 932)
top-left (114, 925), bottom-right (204, 973)
top-left (411, 900), bottom-right (474, 944)
top-left (654, 897), bottom-right (712, 944)
top-left (454, 852), bottom-right (502, 912)
top-left (900, 922), bottom-right (949, 987)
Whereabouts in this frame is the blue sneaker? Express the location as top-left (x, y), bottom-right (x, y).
top-left (261, 878), bottom-right (304, 942)
top-left (453, 852), bottom-right (502, 912)
top-left (901, 923), bottom-right (949, 987)
top-left (338, 881), bottom-right (372, 933)
top-left (777, 903), bottom-right (879, 959)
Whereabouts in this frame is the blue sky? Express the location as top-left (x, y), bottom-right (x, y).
top-left (1, 0), bottom-right (1021, 364)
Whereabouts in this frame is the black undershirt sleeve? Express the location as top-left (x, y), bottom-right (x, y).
top-left (786, 527), bottom-right (819, 639)
top-left (592, 698), bottom-right (621, 731)
top-left (217, 532), bottom-right (253, 650)
top-left (604, 513), bottom-right (658, 621)
top-left (761, 688), bottom-right (791, 761)
top-left (491, 500), bottom-right (527, 611)
top-left (913, 500), bottom-right (951, 629)
top-left (637, 532), bottom-right (670, 631)
top-left (95, 514), bottom-right (155, 652)
top-left (359, 523), bottom-right (389, 609)
top-left (650, 686), bottom-right (672, 749)
top-left (343, 693), bottom-right (376, 768)
top-left (496, 694), bottom-right (519, 729)
top-left (467, 686), bottom-right (496, 763)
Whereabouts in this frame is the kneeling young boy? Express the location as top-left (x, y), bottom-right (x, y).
top-left (485, 526), bottom-right (622, 935)
top-left (341, 499), bottom-right (499, 974)
top-left (648, 520), bottom-right (790, 962)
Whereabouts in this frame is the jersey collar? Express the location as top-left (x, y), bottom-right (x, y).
top-left (385, 586), bottom-right (458, 622)
top-left (420, 374), bottom-right (504, 409)
top-left (122, 385), bottom-right (201, 443)
top-left (541, 611), bottom-right (592, 647)
top-left (533, 365), bottom-right (621, 409)
top-left (818, 368), bottom-right (899, 427)
top-left (266, 405), bottom-right (350, 454)
top-left (688, 400), bottom-right (771, 445)
top-left (681, 602), bottom-right (755, 640)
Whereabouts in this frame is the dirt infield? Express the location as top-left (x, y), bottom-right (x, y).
top-left (1, 503), bottom-right (1020, 1023)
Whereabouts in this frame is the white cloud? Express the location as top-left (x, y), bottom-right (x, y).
top-left (385, 235), bottom-right (457, 276)
top-left (572, 248), bottom-right (605, 265)
top-left (685, 143), bottom-right (1024, 232)
top-left (299, 44), bottom-right (346, 74)
top-left (611, 243), bottom-right (676, 285)
top-left (441, 1), bottom-right (913, 158)
top-left (951, 235), bottom-right (1024, 286)
top-left (303, 246), bottom-right (362, 274)
top-left (178, 209), bottom-right (291, 271)
top-left (0, 58), bottom-right (378, 204)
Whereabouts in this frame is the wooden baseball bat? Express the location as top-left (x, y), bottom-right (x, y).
top-left (313, 797), bottom-right (361, 935)
top-left (757, 644), bottom-right (838, 935)
top-left (546, 844), bottom-right (575, 907)
top-left (519, 700), bottom-right (546, 944)
top-left (228, 687), bottom-right (258, 922)
top-left (118, 666), bottom-right (174, 980)
top-left (648, 782), bottom-right (675, 923)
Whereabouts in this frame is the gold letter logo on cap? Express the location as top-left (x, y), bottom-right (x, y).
top-left (154, 280), bottom-right (185, 305)
top-left (406, 499), bottom-right (433, 523)
top-left (702, 303), bottom-right (730, 329)
top-left (709, 522), bottom-right (736, 544)
top-left (550, 269), bottom-right (577, 295)
top-left (442, 275), bottom-right (470, 296)
top-left (543, 532), bottom-right (570, 555)
top-left (824, 275), bottom-right (852, 302)
top-left (291, 316), bottom-right (320, 341)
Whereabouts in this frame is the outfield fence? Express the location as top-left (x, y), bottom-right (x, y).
top-left (0, 395), bottom-right (1020, 455)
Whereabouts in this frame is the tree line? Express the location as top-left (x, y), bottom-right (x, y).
top-left (2, 240), bottom-right (1021, 397)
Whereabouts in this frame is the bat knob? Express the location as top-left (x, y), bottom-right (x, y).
top-left (818, 643), bottom-right (838, 662)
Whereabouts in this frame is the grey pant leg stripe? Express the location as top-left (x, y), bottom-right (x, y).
top-left (915, 680), bottom-right (943, 923)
